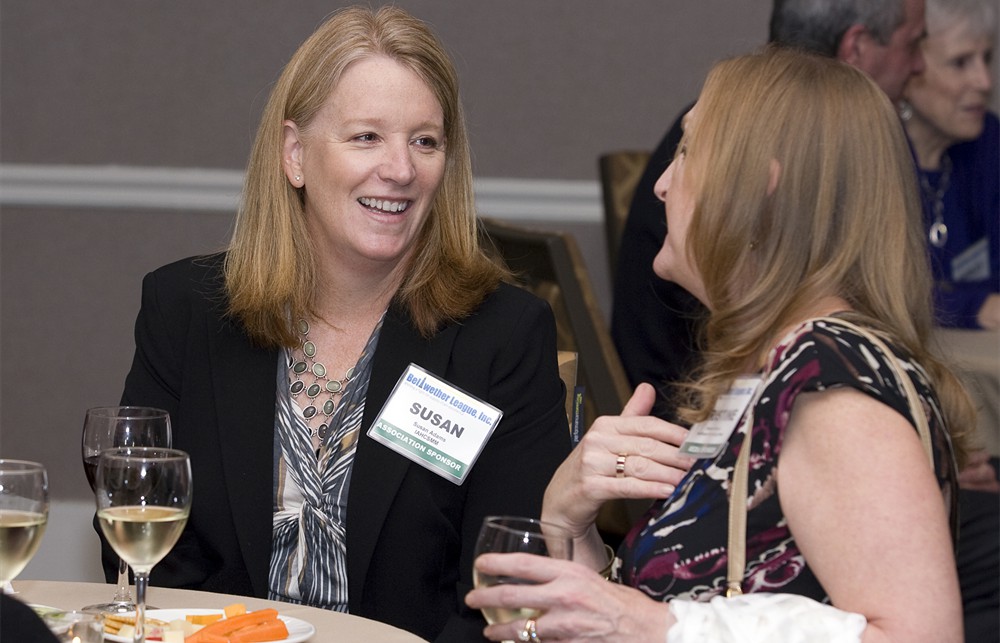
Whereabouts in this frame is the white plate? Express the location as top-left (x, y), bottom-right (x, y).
top-left (103, 608), bottom-right (315, 642)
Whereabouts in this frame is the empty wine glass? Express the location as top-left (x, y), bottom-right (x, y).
top-left (44, 611), bottom-right (104, 643)
top-left (0, 460), bottom-right (49, 593)
top-left (81, 406), bottom-right (170, 613)
top-left (96, 447), bottom-right (191, 643)
top-left (473, 515), bottom-right (573, 641)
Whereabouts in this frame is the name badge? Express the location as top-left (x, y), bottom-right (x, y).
top-left (679, 376), bottom-right (762, 459)
top-left (952, 237), bottom-right (990, 282)
top-left (367, 363), bottom-right (502, 485)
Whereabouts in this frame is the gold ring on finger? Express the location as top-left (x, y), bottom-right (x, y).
top-left (519, 617), bottom-right (540, 641)
top-left (615, 453), bottom-right (628, 478)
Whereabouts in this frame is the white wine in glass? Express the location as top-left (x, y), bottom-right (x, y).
top-left (0, 460), bottom-right (48, 591)
top-left (96, 447), bottom-right (191, 643)
top-left (81, 406), bottom-right (171, 613)
top-left (473, 515), bottom-right (573, 632)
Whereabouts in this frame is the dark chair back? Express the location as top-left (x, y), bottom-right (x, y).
top-left (598, 150), bottom-right (651, 280)
top-left (479, 217), bottom-right (631, 433)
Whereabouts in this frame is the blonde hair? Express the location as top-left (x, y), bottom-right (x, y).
top-left (676, 46), bottom-right (972, 463)
top-left (225, 6), bottom-right (505, 347)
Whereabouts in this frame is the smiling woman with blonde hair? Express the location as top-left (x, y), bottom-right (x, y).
top-left (104, 7), bottom-right (571, 642)
top-left (467, 46), bottom-right (973, 643)
top-left (228, 5), bottom-right (499, 345)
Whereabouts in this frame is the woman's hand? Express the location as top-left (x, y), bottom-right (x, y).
top-left (976, 293), bottom-right (1000, 330)
top-left (976, 294), bottom-right (1000, 330)
top-left (465, 553), bottom-right (675, 642)
top-left (541, 383), bottom-right (694, 541)
top-left (958, 449), bottom-right (1000, 493)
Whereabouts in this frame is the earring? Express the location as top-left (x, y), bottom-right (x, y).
top-left (897, 100), bottom-right (913, 122)
top-left (294, 175), bottom-right (302, 182)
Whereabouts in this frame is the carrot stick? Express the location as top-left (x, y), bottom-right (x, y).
top-left (228, 619), bottom-right (290, 643)
top-left (185, 630), bottom-right (226, 643)
top-left (191, 635), bottom-right (228, 643)
top-left (184, 609), bottom-right (279, 642)
top-left (184, 630), bottom-right (229, 643)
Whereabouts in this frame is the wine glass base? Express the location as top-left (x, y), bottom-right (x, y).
top-left (80, 600), bottom-right (134, 614)
top-left (79, 600), bottom-right (164, 614)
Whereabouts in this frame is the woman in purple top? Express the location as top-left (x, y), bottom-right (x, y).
top-left (900, 0), bottom-right (999, 329)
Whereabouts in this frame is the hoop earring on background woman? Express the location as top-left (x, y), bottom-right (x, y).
top-left (897, 100), bottom-right (913, 122)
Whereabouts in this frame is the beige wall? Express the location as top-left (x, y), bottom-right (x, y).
top-left (0, 1), bottom-right (771, 503)
top-left (1, 1), bottom-right (768, 177)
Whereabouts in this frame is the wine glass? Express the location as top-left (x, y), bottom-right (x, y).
top-left (81, 406), bottom-right (171, 612)
top-left (0, 460), bottom-right (49, 592)
top-left (44, 611), bottom-right (105, 643)
top-left (473, 515), bottom-right (573, 641)
top-left (95, 447), bottom-right (191, 643)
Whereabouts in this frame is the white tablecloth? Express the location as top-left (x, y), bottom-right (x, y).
top-left (934, 328), bottom-right (1000, 456)
top-left (14, 579), bottom-right (425, 642)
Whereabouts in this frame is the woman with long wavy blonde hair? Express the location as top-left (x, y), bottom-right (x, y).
top-left (468, 46), bottom-right (973, 643)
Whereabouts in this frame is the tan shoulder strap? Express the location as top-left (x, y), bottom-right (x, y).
top-left (725, 411), bottom-right (754, 597)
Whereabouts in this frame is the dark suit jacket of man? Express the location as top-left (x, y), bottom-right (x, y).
top-left (101, 253), bottom-right (572, 642)
top-left (611, 105), bottom-right (705, 423)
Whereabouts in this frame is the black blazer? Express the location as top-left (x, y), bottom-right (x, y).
top-left (102, 254), bottom-right (572, 642)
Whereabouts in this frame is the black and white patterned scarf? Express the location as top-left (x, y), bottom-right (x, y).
top-left (268, 316), bottom-right (384, 611)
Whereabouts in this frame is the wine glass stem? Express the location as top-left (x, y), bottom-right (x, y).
top-left (114, 557), bottom-right (133, 603)
top-left (133, 570), bottom-right (149, 643)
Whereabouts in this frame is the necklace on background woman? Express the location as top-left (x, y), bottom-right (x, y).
top-left (919, 153), bottom-right (952, 249)
top-left (289, 318), bottom-right (355, 440)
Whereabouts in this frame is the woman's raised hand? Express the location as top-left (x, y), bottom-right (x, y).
top-left (541, 383), bottom-right (694, 540)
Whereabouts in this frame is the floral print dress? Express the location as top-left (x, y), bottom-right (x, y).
top-left (614, 317), bottom-right (957, 602)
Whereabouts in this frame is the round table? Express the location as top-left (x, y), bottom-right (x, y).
top-left (14, 579), bottom-right (425, 642)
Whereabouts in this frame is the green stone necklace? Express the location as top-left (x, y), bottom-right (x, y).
top-left (289, 318), bottom-right (355, 440)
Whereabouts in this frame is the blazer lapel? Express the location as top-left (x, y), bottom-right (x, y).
top-left (208, 314), bottom-right (278, 598)
top-left (347, 306), bottom-right (459, 611)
